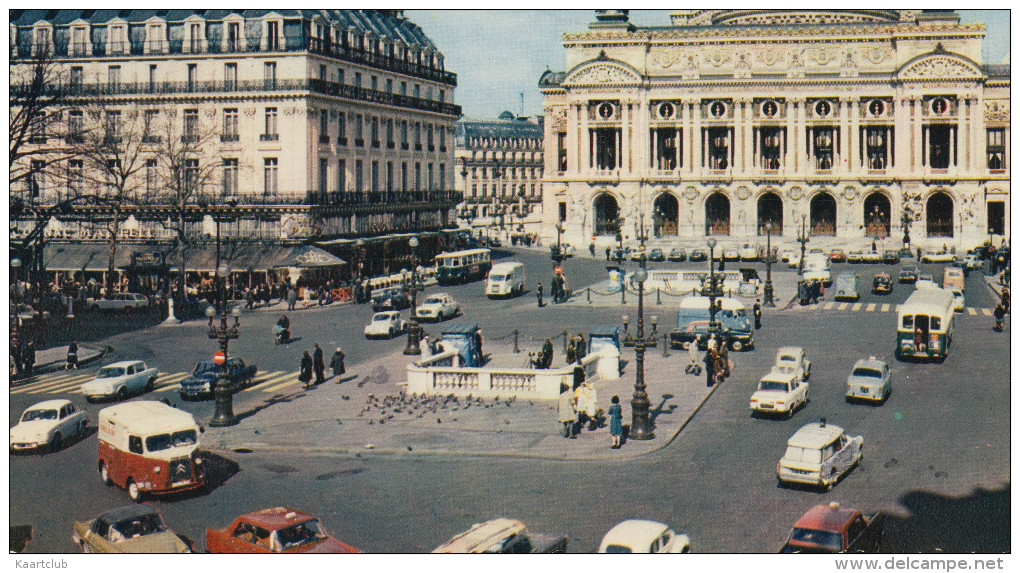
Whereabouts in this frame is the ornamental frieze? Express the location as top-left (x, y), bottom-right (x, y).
top-left (899, 56), bottom-right (983, 81)
top-left (842, 187), bottom-right (858, 202)
top-left (564, 62), bottom-right (641, 86)
top-left (735, 186), bottom-right (751, 201)
top-left (984, 101), bottom-right (1009, 122)
top-left (787, 186), bottom-right (804, 201)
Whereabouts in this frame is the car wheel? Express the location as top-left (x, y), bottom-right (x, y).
top-left (730, 339), bottom-right (743, 351)
top-left (49, 432), bottom-right (62, 452)
top-left (79, 419), bottom-right (88, 437)
top-left (681, 341), bottom-right (692, 350)
top-left (388, 327), bottom-right (394, 338)
top-left (145, 377), bottom-right (155, 393)
top-left (127, 479), bottom-right (143, 502)
top-left (117, 387), bottom-right (127, 400)
top-left (786, 407), bottom-right (794, 420)
top-left (100, 462), bottom-right (112, 485)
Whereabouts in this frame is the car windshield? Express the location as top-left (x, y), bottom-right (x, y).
top-left (423, 297), bottom-right (443, 304)
top-left (787, 528), bottom-right (842, 551)
top-left (97, 367), bottom-right (125, 378)
top-left (112, 513), bottom-right (167, 539)
top-left (272, 519), bottom-right (327, 551)
top-left (21, 409), bottom-right (58, 422)
top-left (193, 362), bottom-right (218, 375)
top-left (852, 368), bottom-right (883, 379)
top-left (603, 544), bottom-right (633, 553)
top-left (489, 275), bottom-right (507, 281)
top-left (760, 381), bottom-right (790, 392)
top-left (783, 446), bottom-right (822, 464)
top-left (373, 314), bottom-right (392, 322)
top-left (145, 429), bottom-right (198, 452)
top-left (778, 355), bottom-right (796, 363)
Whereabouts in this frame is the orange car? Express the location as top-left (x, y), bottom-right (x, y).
top-left (780, 502), bottom-right (884, 553)
top-left (206, 508), bottom-right (361, 553)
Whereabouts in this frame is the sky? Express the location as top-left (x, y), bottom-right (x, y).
top-left (406, 9), bottom-right (1011, 120)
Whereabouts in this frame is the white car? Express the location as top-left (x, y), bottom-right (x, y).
top-left (862, 251), bottom-right (882, 263)
top-left (963, 254), bottom-right (982, 270)
top-left (774, 346), bottom-right (811, 383)
top-left (915, 277), bottom-right (939, 290)
top-left (364, 311), bottom-right (407, 339)
top-left (10, 399), bottom-right (89, 452)
top-left (415, 293), bottom-right (460, 322)
top-left (777, 421), bottom-right (863, 491)
top-left (921, 249), bottom-right (955, 263)
top-left (88, 293), bottom-right (149, 312)
top-left (598, 519), bottom-right (691, 553)
top-left (787, 252), bottom-right (802, 269)
top-left (750, 369), bottom-right (808, 419)
top-left (739, 244), bottom-right (759, 261)
top-left (845, 357), bottom-right (892, 404)
top-left (949, 287), bottom-right (965, 312)
top-left (81, 361), bottom-right (160, 402)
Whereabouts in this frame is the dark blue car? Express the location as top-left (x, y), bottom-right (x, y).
top-left (179, 357), bottom-right (257, 400)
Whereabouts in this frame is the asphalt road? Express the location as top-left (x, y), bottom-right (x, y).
top-left (9, 249), bottom-right (1010, 553)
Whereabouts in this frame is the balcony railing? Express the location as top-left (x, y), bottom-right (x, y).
top-left (221, 134), bottom-right (240, 143)
top-left (260, 133), bottom-right (280, 142)
top-left (228, 189), bottom-right (463, 207)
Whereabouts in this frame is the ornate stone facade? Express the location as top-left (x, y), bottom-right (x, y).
top-left (540, 10), bottom-right (1009, 249)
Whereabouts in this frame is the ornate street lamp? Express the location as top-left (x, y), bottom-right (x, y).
top-left (621, 219), bottom-right (656, 440)
top-left (706, 237), bottom-right (720, 338)
top-left (615, 217), bottom-right (626, 304)
top-left (207, 263), bottom-right (241, 428)
top-left (11, 257), bottom-right (23, 338)
top-left (797, 214), bottom-right (809, 275)
top-left (404, 236), bottom-right (422, 355)
top-left (764, 221), bottom-right (776, 307)
top-left (551, 221), bottom-right (565, 268)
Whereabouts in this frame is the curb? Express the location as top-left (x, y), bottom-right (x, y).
top-left (9, 344), bottom-right (111, 385)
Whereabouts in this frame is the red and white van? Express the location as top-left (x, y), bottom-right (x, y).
top-left (97, 401), bottom-right (206, 502)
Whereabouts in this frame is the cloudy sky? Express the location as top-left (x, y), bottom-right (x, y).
top-left (406, 9), bottom-right (1011, 119)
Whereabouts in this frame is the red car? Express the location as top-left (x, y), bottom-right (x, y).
top-left (829, 249), bottom-right (847, 263)
top-left (780, 502), bottom-right (884, 553)
top-left (206, 508), bottom-right (361, 553)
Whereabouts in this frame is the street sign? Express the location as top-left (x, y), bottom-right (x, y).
top-left (213, 351), bottom-right (226, 365)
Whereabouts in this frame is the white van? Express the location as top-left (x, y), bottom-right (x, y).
top-left (802, 254), bottom-right (832, 286)
top-left (486, 262), bottom-right (526, 298)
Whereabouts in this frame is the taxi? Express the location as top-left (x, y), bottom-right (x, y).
top-left (777, 420), bottom-right (863, 491)
top-left (845, 357), bottom-right (891, 404)
top-left (750, 369), bottom-right (808, 419)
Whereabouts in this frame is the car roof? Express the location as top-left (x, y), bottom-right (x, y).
top-left (761, 369), bottom-right (798, 383)
top-left (852, 357), bottom-right (886, 370)
top-left (777, 346), bottom-right (804, 357)
top-left (788, 423), bottom-right (846, 448)
top-left (98, 401), bottom-right (197, 431)
top-left (235, 507), bottom-right (316, 531)
top-left (100, 360), bottom-right (144, 369)
top-left (793, 504), bottom-right (861, 533)
top-left (99, 503), bottom-right (161, 524)
top-left (433, 518), bottom-right (527, 553)
top-left (25, 399), bottom-right (73, 410)
top-left (601, 519), bottom-right (669, 545)
top-left (679, 296), bottom-right (746, 311)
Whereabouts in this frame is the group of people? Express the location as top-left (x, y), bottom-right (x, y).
top-left (703, 334), bottom-right (732, 387)
top-left (557, 372), bottom-right (623, 448)
top-left (994, 287), bottom-right (1010, 332)
top-left (798, 279), bottom-right (825, 305)
top-left (9, 335), bottom-right (36, 378)
top-left (298, 343), bottom-right (346, 388)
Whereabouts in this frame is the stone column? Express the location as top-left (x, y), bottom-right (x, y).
top-left (733, 98), bottom-right (744, 173)
top-left (566, 103), bottom-right (578, 176)
top-left (580, 102), bottom-right (590, 173)
top-left (785, 99), bottom-right (796, 174)
top-left (849, 99), bottom-right (860, 173)
top-left (680, 98), bottom-right (691, 174)
top-left (838, 97), bottom-right (850, 175)
top-left (692, 100), bottom-right (703, 173)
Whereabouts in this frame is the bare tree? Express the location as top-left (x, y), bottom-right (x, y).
top-left (68, 104), bottom-right (149, 296)
top-left (146, 106), bottom-right (222, 301)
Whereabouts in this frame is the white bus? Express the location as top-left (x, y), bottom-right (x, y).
top-left (896, 287), bottom-right (955, 362)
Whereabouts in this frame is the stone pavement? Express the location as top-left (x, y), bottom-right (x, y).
top-left (9, 342), bottom-right (107, 385)
top-left (202, 341), bottom-right (730, 461)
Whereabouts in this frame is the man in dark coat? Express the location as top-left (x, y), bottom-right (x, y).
top-left (704, 347), bottom-right (716, 387)
top-left (299, 351), bottom-right (314, 388)
top-left (753, 298), bottom-right (762, 330)
top-left (23, 340), bottom-right (36, 376)
top-left (330, 347), bottom-right (346, 379)
top-left (541, 338), bottom-right (554, 369)
top-left (536, 282), bottom-right (544, 307)
top-left (313, 343), bottom-right (326, 385)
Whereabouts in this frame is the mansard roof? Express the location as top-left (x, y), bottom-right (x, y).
top-left (455, 117), bottom-right (544, 146)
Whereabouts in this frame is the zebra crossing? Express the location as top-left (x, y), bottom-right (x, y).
top-left (10, 368), bottom-right (306, 397)
top-left (791, 301), bottom-right (993, 315)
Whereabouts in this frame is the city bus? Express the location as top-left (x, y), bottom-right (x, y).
top-left (896, 287), bottom-right (956, 363)
top-left (434, 248), bottom-right (492, 285)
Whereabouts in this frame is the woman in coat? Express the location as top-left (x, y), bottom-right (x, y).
top-left (299, 350), bottom-right (314, 388)
top-left (608, 395), bottom-right (623, 449)
top-left (330, 347), bottom-right (346, 379)
top-left (557, 384), bottom-right (577, 439)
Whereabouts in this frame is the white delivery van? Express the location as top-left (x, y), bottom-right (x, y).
top-left (486, 262), bottom-right (526, 298)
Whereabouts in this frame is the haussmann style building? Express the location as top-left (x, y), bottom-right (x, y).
top-left (538, 9), bottom-right (1009, 252)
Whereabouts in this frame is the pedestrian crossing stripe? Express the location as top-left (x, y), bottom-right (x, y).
top-left (822, 302), bottom-right (835, 310)
top-left (154, 372), bottom-right (189, 388)
top-left (794, 303), bottom-right (994, 316)
top-left (982, 308), bottom-right (993, 316)
top-left (13, 374), bottom-right (94, 395)
top-left (866, 303), bottom-right (876, 312)
top-left (837, 303), bottom-right (848, 311)
top-left (261, 372), bottom-right (302, 392)
top-left (881, 304), bottom-right (891, 312)
top-left (967, 307), bottom-right (977, 315)
top-left (851, 303), bottom-right (862, 311)
top-left (243, 371), bottom-right (289, 392)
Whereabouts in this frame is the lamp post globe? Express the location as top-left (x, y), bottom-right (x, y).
top-left (404, 236), bottom-right (422, 355)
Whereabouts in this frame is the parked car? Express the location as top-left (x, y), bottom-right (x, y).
top-left (845, 357), bottom-right (891, 404)
top-left (780, 502), bottom-right (884, 553)
top-left (688, 248), bottom-right (707, 262)
top-left (846, 251), bottom-right (864, 264)
top-left (872, 273), bottom-right (893, 295)
top-left (834, 272), bottom-right (860, 301)
top-left (883, 250), bottom-right (901, 264)
top-left (787, 252), bottom-right (803, 269)
top-left (598, 519), bottom-right (691, 553)
top-left (10, 399), bottom-right (89, 453)
top-left (434, 518), bottom-right (568, 554)
top-left (962, 254), bottom-right (982, 270)
top-left (773, 346), bottom-right (811, 382)
top-left (750, 369), bottom-right (808, 419)
top-left (668, 247), bottom-right (687, 262)
top-left (364, 311), bottom-right (407, 339)
top-left (862, 251), bottom-right (882, 263)
top-left (416, 293), bottom-right (461, 322)
top-left (559, 244), bottom-right (576, 258)
top-left (739, 244), bottom-right (759, 261)
top-left (370, 286), bottom-right (411, 312)
top-left (81, 361), bottom-right (159, 402)
top-left (942, 267), bottom-right (965, 291)
top-left (722, 248), bottom-right (740, 261)
top-left (88, 293), bottom-right (149, 312)
top-left (206, 508), bottom-right (360, 553)
top-left (897, 265), bottom-right (919, 283)
top-left (915, 275), bottom-right (937, 289)
top-left (829, 249), bottom-right (847, 263)
top-left (73, 504), bottom-right (192, 553)
top-left (921, 249), bottom-right (955, 263)
top-left (648, 248), bottom-right (665, 262)
top-left (179, 357), bottom-right (257, 400)
top-left (780, 249), bottom-right (795, 263)
top-left (949, 287), bottom-right (965, 312)
top-left (777, 420), bottom-right (863, 490)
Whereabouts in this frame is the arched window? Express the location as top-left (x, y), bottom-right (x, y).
top-left (809, 192), bottom-right (837, 236)
top-left (926, 192), bottom-right (954, 237)
top-left (593, 194), bottom-right (620, 236)
top-left (653, 193), bottom-right (679, 237)
top-left (863, 192), bottom-right (891, 238)
top-left (757, 192), bottom-right (783, 235)
top-left (705, 192), bottom-right (730, 236)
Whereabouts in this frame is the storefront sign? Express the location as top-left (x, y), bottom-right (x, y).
top-left (131, 251), bottom-right (164, 267)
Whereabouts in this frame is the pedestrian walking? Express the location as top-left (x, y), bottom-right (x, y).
top-left (589, 243), bottom-right (596, 258)
top-left (608, 395), bottom-right (623, 449)
top-left (685, 335), bottom-right (702, 375)
top-left (330, 347), bottom-right (346, 379)
top-left (245, 288), bottom-right (254, 311)
top-left (566, 336), bottom-right (577, 364)
top-left (558, 383), bottom-right (577, 439)
top-left (536, 282), bottom-right (544, 307)
top-left (753, 298), bottom-right (762, 330)
top-left (704, 347), bottom-right (715, 387)
top-left (287, 286), bottom-right (297, 311)
top-left (66, 338), bottom-right (79, 370)
top-left (575, 333), bottom-right (587, 362)
top-left (993, 303), bottom-right (1006, 331)
top-left (474, 329), bottom-right (484, 365)
top-left (23, 340), bottom-right (36, 377)
top-left (606, 246), bottom-right (612, 261)
top-left (541, 338), bottom-right (554, 369)
top-left (299, 350), bottom-right (314, 388)
top-left (313, 343), bottom-right (325, 385)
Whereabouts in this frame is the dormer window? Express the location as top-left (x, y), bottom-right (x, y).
top-left (264, 18), bottom-right (282, 51)
top-left (107, 24), bottom-right (128, 55)
top-left (32, 24), bottom-right (53, 57)
top-left (70, 26), bottom-right (90, 57)
top-left (186, 20), bottom-right (205, 53)
top-left (223, 18), bottom-right (244, 52)
top-left (144, 22), bottom-right (167, 54)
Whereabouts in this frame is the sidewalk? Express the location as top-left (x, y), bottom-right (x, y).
top-left (202, 341), bottom-right (730, 461)
top-left (10, 342), bottom-right (107, 385)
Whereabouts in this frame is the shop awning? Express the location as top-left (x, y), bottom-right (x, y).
top-left (43, 244), bottom-right (132, 272)
top-left (42, 243), bottom-right (344, 273)
top-left (271, 245), bottom-right (347, 268)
